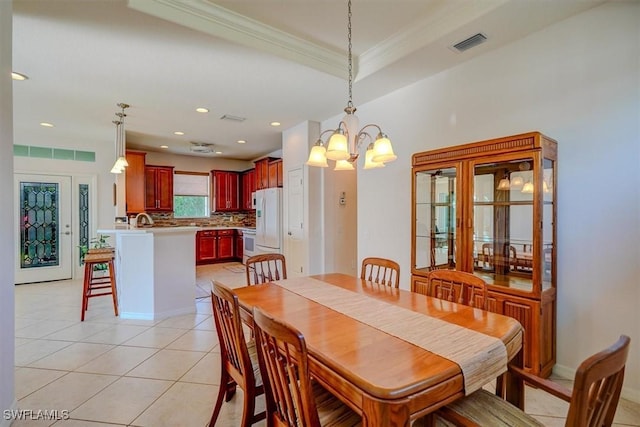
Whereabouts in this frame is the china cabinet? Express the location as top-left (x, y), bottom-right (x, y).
top-left (411, 131), bottom-right (557, 377)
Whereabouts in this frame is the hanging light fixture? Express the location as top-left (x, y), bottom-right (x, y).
top-left (110, 103), bottom-right (129, 174)
top-left (306, 0), bottom-right (396, 171)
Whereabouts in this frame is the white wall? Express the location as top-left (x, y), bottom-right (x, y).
top-left (0, 1), bottom-right (16, 422)
top-left (355, 1), bottom-right (640, 399)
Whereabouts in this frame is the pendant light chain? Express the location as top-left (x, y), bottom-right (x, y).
top-left (346, 0), bottom-right (354, 110)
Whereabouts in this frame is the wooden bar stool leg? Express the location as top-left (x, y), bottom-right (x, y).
top-left (81, 262), bottom-right (91, 321)
top-left (108, 259), bottom-right (118, 317)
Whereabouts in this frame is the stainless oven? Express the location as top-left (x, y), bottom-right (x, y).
top-left (242, 228), bottom-right (256, 264)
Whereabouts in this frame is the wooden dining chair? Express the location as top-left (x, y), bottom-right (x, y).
top-left (360, 257), bottom-right (400, 288)
top-left (252, 306), bottom-right (362, 427)
top-left (417, 269), bottom-right (488, 310)
top-left (209, 281), bottom-right (266, 427)
top-left (480, 243), bottom-right (493, 269)
top-left (245, 253), bottom-right (287, 285)
top-left (437, 335), bottom-right (631, 427)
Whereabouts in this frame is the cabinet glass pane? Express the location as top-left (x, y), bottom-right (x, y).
top-left (542, 158), bottom-right (555, 289)
top-left (473, 159), bottom-right (534, 292)
top-left (414, 167), bottom-right (456, 272)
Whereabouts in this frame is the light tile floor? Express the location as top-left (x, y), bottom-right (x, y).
top-left (11, 263), bottom-right (640, 426)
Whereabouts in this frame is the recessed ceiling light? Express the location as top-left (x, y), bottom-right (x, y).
top-left (12, 72), bottom-right (29, 81)
top-left (160, 145), bottom-right (169, 149)
top-left (237, 140), bottom-right (246, 144)
top-left (40, 122), bottom-right (54, 127)
top-left (174, 131), bottom-right (184, 135)
top-left (270, 122), bottom-right (281, 127)
top-left (196, 107), bottom-right (209, 113)
top-left (215, 151), bottom-right (222, 154)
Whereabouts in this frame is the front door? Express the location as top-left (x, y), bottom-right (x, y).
top-left (15, 174), bottom-right (72, 284)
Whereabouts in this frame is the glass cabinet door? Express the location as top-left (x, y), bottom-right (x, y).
top-left (414, 166), bottom-right (458, 272)
top-left (542, 157), bottom-right (555, 290)
top-left (472, 157), bottom-right (535, 292)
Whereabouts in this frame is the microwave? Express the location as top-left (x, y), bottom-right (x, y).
top-left (251, 192), bottom-right (257, 209)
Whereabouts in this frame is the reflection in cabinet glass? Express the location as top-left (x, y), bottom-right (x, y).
top-left (411, 131), bottom-right (557, 377)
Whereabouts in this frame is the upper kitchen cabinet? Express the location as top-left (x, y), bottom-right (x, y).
top-left (212, 170), bottom-right (240, 211)
top-left (255, 158), bottom-right (270, 190)
top-left (255, 157), bottom-right (283, 190)
top-left (268, 159), bottom-right (283, 188)
top-left (411, 132), bottom-right (557, 377)
top-left (145, 165), bottom-right (174, 212)
top-left (241, 169), bottom-right (256, 210)
top-left (125, 151), bottom-right (146, 214)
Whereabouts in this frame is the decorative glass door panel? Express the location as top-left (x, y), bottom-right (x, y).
top-left (542, 157), bottom-right (555, 290)
top-left (15, 174), bottom-right (72, 284)
top-left (414, 166), bottom-right (457, 272)
top-left (473, 158), bottom-right (534, 292)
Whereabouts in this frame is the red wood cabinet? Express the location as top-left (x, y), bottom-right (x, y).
top-left (268, 159), bottom-right (283, 188)
top-left (196, 230), bottom-right (217, 264)
top-left (255, 158), bottom-right (270, 190)
top-left (217, 229), bottom-right (235, 260)
top-left (212, 171), bottom-right (240, 211)
top-left (145, 165), bottom-right (174, 212)
top-left (125, 151), bottom-right (146, 214)
top-left (235, 230), bottom-right (243, 260)
top-left (241, 169), bottom-right (256, 210)
top-left (196, 229), bottom-right (240, 264)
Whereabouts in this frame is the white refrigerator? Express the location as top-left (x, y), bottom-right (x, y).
top-left (255, 188), bottom-right (282, 254)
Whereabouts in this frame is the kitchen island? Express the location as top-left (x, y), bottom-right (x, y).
top-left (97, 226), bottom-right (199, 320)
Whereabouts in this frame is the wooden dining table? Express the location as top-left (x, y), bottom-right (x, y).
top-left (233, 273), bottom-right (524, 426)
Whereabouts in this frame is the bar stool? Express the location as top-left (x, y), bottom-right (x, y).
top-left (81, 249), bottom-right (118, 321)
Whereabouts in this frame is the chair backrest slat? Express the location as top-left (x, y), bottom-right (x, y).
top-left (211, 281), bottom-right (254, 388)
top-left (360, 257), bottom-right (400, 288)
top-left (421, 269), bottom-right (488, 310)
top-left (567, 335), bottom-right (630, 427)
top-left (246, 253), bottom-right (287, 286)
top-left (253, 307), bottom-right (321, 427)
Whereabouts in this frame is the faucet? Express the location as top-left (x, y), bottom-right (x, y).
top-left (134, 212), bottom-right (154, 227)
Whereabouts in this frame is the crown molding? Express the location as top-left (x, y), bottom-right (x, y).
top-left (128, 0), bottom-right (348, 79)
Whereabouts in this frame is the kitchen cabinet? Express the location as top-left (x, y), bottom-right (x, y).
top-left (255, 158), bottom-right (270, 190)
top-left (125, 151), bottom-right (146, 214)
top-left (145, 165), bottom-right (174, 212)
top-left (217, 229), bottom-right (235, 260)
top-left (268, 159), bottom-right (283, 188)
top-left (235, 229), bottom-right (243, 260)
top-left (241, 169), bottom-right (256, 210)
top-left (411, 131), bottom-right (557, 377)
top-left (196, 230), bottom-right (217, 264)
top-left (196, 229), bottom-right (238, 264)
top-left (212, 171), bottom-right (240, 211)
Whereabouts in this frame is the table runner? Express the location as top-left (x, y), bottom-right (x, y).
top-left (273, 277), bottom-right (508, 395)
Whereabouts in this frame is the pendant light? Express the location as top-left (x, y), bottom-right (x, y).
top-left (306, 0), bottom-right (396, 170)
top-left (110, 103), bottom-right (129, 174)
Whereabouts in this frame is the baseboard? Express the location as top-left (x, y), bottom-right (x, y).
top-left (553, 364), bottom-right (639, 404)
top-left (1, 399), bottom-right (18, 427)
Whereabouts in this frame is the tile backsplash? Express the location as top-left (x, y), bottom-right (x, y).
top-left (148, 211), bottom-right (255, 228)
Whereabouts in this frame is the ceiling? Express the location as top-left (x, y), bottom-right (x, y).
top-left (11, 0), bottom-right (605, 161)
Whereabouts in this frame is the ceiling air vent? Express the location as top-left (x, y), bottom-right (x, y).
top-left (190, 142), bottom-right (214, 153)
top-left (220, 114), bottom-right (246, 122)
top-left (451, 33), bottom-right (487, 53)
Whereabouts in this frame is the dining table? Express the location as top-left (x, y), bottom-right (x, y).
top-left (233, 273), bottom-right (524, 426)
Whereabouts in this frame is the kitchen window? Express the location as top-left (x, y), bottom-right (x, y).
top-left (173, 171), bottom-right (209, 218)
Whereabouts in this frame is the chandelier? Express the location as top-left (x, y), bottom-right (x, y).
top-left (110, 103), bottom-right (130, 174)
top-left (306, 0), bottom-right (397, 171)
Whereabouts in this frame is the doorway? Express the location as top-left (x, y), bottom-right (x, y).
top-left (14, 174), bottom-right (73, 284)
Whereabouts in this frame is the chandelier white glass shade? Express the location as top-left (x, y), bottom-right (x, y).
top-left (110, 103), bottom-right (129, 174)
top-left (306, 0), bottom-right (396, 171)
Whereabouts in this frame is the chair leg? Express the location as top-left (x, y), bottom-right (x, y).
top-left (225, 379), bottom-right (237, 402)
top-left (241, 387), bottom-right (256, 427)
top-left (210, 369), bottom-right (229, 427)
